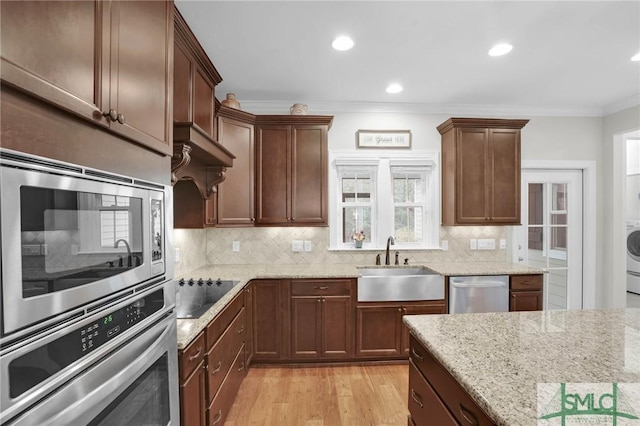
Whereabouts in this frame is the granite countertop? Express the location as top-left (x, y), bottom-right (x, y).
top-left (175, 262), bottom-right (544, 349)
top-left (404, 309), bottom-right (640, 425)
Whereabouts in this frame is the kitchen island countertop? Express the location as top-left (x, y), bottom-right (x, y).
top-left (404, 308), bottom-right (640, 425)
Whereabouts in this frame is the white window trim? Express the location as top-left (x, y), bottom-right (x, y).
top-left (329, 150), bottom-right (440, 250)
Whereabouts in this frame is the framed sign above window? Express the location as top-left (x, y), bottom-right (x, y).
top-left (356, 130), bottom-right (411, 149)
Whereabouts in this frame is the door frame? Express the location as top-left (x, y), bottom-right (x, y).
top-left (510, 160), bottom-right (597, 309)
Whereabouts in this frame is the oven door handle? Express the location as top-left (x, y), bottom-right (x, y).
top-left (8, 314), bottom-right (179, 426)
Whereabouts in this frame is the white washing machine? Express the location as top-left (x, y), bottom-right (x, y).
top-left (628, 220), bottom-right (640, 294)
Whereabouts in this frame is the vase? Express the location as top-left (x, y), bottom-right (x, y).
top-left (221, 93), bottom-right (241, 109)
top-left (354, 240), bottom-right (363, 249)
top-left (290, 103), bottom-right (308, 115)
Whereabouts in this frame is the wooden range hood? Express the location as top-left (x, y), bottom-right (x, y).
top-left (171, 121), bottom-right (235, 199)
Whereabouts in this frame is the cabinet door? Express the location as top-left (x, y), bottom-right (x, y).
top-left (291, 296), bottom-right (322, 358)
top-left (217, 116), bottom-right (255, 225)
top-left (180, 362), bottom-right (206, 426)
top-left (1, 1), bottom-right (105, 125)
top-left (456, 128), bottom-right (489, 224)
top-left (510, 290), bottom-right (543, 311)
top-left (401, 304), bottom-right (447, 355)
top-left (256, 126), bottom-right (290, 224)
top-left (193, 68), bottom-right (215, 137)
top-left (252, 280), bottom-right (284, 360)
top-left (109, 0), bottom-right (172, 155)
top-left (291, 125), bottom-right (328, 224)
top-left (356, 304), bottom-right (402, 358)
top-left (489, 129), bottom-right (520, 223)
top-left (322, 295), bottom-right (353, 358)
top-left (409, 361), bottom-right (458, 426)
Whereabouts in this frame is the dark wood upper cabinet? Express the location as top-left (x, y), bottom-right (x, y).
top-left (1, 0), bottom-right (173, 157)
top-left (438, 118), bottom-right (528, 226)
top-left (216, 107), bottom-right (256, 226)
top-left (255, 116), bottom-right (333, 226)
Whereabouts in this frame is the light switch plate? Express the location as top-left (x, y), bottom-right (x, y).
top-left (441, 240), bottom-right (448, 251)
top-left (174, 247), bottom-right (181, 263)
top-left (477, 239), bottom-right (496, 250)
top-left (499, 239), bottom-right (507, 249)
top-left (292, 240), bottom-right (303, 252)
top-left (304, 240), bottom-right (312, 252)
top-left (232, 241), bottom-right (240, 252)
top-left (469, 239), bottom-right (477, 250)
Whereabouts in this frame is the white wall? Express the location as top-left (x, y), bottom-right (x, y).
top-left (603, 106), bottom-right (640, 308)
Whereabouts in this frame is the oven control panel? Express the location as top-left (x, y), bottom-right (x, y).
top-left (8, 289), bottom-right (165, 399)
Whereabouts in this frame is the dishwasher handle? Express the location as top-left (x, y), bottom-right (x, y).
top-left (450, 281), bottom-right (506, 289)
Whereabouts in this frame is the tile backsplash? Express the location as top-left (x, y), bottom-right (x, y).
top-left (173, 226), bottom-right (508, 276)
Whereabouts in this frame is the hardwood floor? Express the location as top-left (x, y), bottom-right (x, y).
top-left (224, 364), bottom-right (409, 426)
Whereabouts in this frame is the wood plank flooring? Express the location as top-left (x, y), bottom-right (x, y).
top-left (224, 364), bottom-right (409, 426)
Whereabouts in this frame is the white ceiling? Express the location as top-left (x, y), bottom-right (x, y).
top-left (175, 1), bottom-right (640, 117)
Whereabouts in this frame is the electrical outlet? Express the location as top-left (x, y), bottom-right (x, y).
top-left (477, 239), bottom-right (495, 250)
top-left (292, 240), bottom-right (303, 252)
top-left (22, 244), bottom-right (41, 256)
top-left (304, 240), bottom-right (312, 252)
top-left (40, 244), bottom-right (48, 256)
top-left (469, 239), bottom-right (477, 250)
top-left (174, 247), bottom-right (181, 263)
top-left (232, 241), bottom-right (240, 252)
top-left (499, 239), bottom-right (507, 250)
top-left (441, 240), bottom-right (448, 251)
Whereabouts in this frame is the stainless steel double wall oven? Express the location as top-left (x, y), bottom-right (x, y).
top-left (0, 149), bottom-right (179, 425)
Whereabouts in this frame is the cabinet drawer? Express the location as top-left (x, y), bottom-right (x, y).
top-left (208, 344), bottom-right (246, 426)
top-left (291, 279), bottom-right (351, 296)
top-left (179, 332), bottom-right (206, 382)
top-left (206, 289), bottom-right (244, 350)
top-left (409, 335), bottom-right (494, 426)
top-left (409, 360), bottom-right (457, 426)
top-left (510, 274), bottom-right (543, 291)
top-left (206, 308), bottom-right (245, 402)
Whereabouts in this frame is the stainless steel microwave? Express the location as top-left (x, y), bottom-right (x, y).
top-left (0, 149), bottom-right (172, 339)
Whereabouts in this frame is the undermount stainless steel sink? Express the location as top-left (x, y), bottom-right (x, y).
top-left (357, 267), bottom-right (444, 302)
top-left (175, 279), bottom-right (239, 319)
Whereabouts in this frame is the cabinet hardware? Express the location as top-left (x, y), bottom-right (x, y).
top-left (459, 403), bottom-right (479, 425)
top-left (103, 109), bottom-right (118, 122)
top-left (411, 347), bottom-right (424, 362)
top-left (212, 410), bottom-right (222, 425)
top-left (211, 361), bottom-right (222, 375)
top-left (116, 113), bottom-right (125, 124)
top-left (238, 362), bottom-right (245, 372)
top-left (237, 326), bottom-right (244, 334)
top-left (315, 286), bottom-right (329, 290)
top-left (251, 217), bottom-right (255, 221)
top-left (317, 298), bottom-right (321, 303)
top-left (521, 281), bottom-right (532, 285)
top-left (410, 389), bottom-right (424, 408)
top-left (398, 308), bottom-right (402, 312)
top-left (188, 347), bottom-right (202, 361)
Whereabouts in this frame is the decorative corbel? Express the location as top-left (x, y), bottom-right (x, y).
top-left (171, 143), bottom-right (192, 185)
top-left (205, 166), bottom-right (227, 197)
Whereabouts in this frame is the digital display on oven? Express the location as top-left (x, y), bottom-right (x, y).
top-left (8, 289), bottom-right (165, 399)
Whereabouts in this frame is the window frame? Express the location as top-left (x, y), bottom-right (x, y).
top-left (329, 151), bottom-right (440, 250)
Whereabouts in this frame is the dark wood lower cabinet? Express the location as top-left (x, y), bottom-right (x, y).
top-left (509, 274), bottom-right (543, 311)
top-left (180, 363), bottom-right (206, 426)
top-left (252, 279), bottom-right (286, 361)
top-left (356, 302), bottom-right (447, 359)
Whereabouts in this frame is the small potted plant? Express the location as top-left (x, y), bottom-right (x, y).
top-left (352, 230), bottom-right (366, 248)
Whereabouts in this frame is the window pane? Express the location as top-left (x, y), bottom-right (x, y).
top-left (342, 177), bottom-right (355, 194)
top-left (552, 183), bottom-right (567, 211)
top-left (528, 183), bottom-right (543, 225)
top-left (394, 207), bottom-right (422, 242)
top-left (393, 178), bottom-right (406, 203)
top-left (343, 207), bottom-right (371, 243)
top-left (342, 177), bottom-right (370, 202)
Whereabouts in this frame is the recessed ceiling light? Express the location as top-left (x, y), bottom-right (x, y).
top-left (386, 83), bottom-right (403, 94)
top-left (332, 36), bottom-right (354, 51)
top-left (488, 43), bottom-right (513, 57)
top-left (632, 52), bottom-right (640, 61)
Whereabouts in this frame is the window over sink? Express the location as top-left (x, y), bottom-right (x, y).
top-left (329, 151), bottom-right (439, 250)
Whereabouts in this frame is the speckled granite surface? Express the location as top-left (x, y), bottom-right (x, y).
top-left (423, 261), bottom-right (544, 276)
top-left (404, 309), bottom-right (640, 426)
top-left (175, 262), bottom-right (544, 349)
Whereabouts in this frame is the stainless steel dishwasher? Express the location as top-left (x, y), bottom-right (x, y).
top-left (448, 275), bottom-right (509, 314)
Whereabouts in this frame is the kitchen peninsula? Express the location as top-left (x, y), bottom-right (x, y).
top-left (404, 309), bottom-right (640, 425)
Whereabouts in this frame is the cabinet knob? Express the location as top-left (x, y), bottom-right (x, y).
top-left (116, 113), bottom-right (125, 124)
top-left (291, 217), bottom-right (295, 221)
top-left (103, 109), bottom-right (118, 122)
top-left (251, 218), bottom-right (255, 222)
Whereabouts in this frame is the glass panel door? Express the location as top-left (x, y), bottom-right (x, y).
top-left (518, 170), bottom-right (583, 310)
